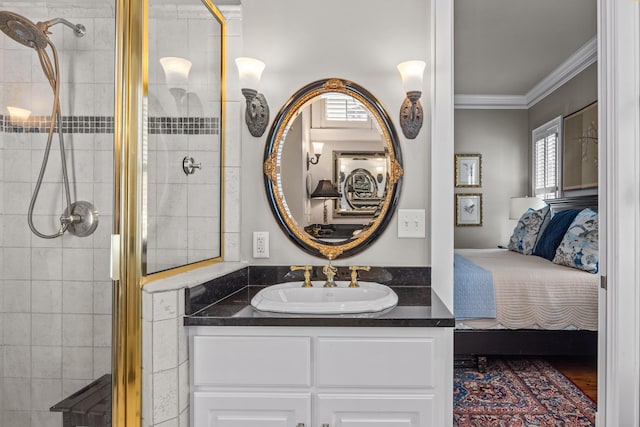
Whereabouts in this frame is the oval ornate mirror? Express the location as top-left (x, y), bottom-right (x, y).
top-left (263, 78), bottom-right (403, 259)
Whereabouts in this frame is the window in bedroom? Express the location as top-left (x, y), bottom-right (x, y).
top-left (532, 116), bottom-right (562, 200)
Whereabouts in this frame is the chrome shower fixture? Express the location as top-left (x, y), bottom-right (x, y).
top-left (0, 10), bottom-right (98, 238)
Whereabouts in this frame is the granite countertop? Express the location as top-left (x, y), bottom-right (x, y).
top-left (183, 266), bottom-right (454, 328)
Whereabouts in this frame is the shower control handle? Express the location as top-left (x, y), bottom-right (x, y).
top-left (183, 156), bottom-right (202, 175)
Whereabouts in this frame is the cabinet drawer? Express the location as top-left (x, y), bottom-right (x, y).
top-left (193, 336), bottom-right (311, 387)
top-left (193, 392), bottom-right (311, 427)
top-left (316, 337), bottom-right (434, 388)
top-left (315, 393), bottom-right (435, 427)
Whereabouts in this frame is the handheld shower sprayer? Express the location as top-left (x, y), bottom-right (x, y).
top-left (0, 10), bottom-right (98, 238)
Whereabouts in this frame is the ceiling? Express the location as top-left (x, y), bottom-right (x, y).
top-left (454, 0), bottom-right (597, 96)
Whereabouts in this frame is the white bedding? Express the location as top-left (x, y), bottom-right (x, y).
top-left (455, 248), bottom-right (599, 331)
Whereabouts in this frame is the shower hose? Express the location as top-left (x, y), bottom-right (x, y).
top-left (28, 29), bottom-right (75, 239)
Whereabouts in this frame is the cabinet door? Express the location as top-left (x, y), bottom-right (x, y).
top-left (316, 394), bottom-right (435, 427)
top-left (193, 392), bottom-right (310, 427)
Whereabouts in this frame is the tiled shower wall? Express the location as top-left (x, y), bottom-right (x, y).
top-left (0, 3), bottom-right (115, 427)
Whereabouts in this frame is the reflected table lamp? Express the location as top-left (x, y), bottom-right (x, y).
top-left (311, 180), bottom-right (340, 225)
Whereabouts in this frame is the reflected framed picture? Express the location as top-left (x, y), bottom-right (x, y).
top-left (455, 193), bottom-right (482, 226)
top-left (455, 154), bottom-right (482, 187)
top-left (563, 101), bottom-right (598, 191)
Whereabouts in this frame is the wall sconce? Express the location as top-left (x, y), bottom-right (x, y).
top-left (310, 179), bottom-right (341, 224)
top-left (397, 60), bottom-right (426, 139)
top-left (306, 142), bottom-right (324, 170)
top-left (376, 165), bottom-right (384, 183)
top-left (7, 106), bottom-right (31, 128)
top-left (159, 56), bottom-right (192, 99)
top-left (235, 57), bottom-right (269, 137)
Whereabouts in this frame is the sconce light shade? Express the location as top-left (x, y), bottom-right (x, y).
top-left (159, 56), bottom-right (192, 93)
top-left (235, 57), bottom-right (270, 137)
top-left (509, 196), bottom-right (547, 220)
top-left (397, 60), bottom-right (426, 92)
top-left (235, 57), bottom-right (265, 88)
top-left (7, 106), bottom-right (31, 124)
top-left (306, 142), bottom-right (324, 170)
top-left (397, 60), bottom-right (426, 140)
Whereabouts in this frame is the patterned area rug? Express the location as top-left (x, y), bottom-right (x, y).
top-left (454, 358), bottom-right (596, 426)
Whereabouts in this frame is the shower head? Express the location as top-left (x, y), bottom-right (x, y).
top-left (0, 11), bottom-right (49, 49)
top-left (0, 11), bottom-right (85, 49)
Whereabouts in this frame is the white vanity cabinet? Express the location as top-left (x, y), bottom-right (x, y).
top-left (190, 326), bottom-right (453, 427)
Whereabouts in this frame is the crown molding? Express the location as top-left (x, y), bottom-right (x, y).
top-left (455, 36), bottom-right (597, 110)
top-left (454, 94), bottom-right (528, 109)
top-left (219, 4), bottom-right (242, 20)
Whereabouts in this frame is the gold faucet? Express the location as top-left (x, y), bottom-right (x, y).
top-left (322, 262), bottom-right (338, 287)
top-left (348, 265), bottom-right (371, 287)
top-left (290, 265), bottom-right (313, 287)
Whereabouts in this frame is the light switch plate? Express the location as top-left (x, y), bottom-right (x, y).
top-left (397, 209), bottom-right (426, 238)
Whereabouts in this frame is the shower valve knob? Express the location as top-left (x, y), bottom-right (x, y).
top-left (183, 156), bottom-right (202, 175)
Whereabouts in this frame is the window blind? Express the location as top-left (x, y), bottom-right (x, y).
top-left (324, 94), bottom-right (368, 121)
top-left (532, 117), bottom-right (561, 200)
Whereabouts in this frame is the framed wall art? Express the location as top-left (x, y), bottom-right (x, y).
top-left (563, 101), bottom-right (598, 191)
top-left (455, 193), bottom-right (482, 226)
top-left (455, 153), bottom-right (482, 187)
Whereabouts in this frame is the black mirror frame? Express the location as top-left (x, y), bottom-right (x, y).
top-left (262, 78), bottom-right (404, 260)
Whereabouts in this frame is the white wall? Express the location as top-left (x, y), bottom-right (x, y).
top-left (237, 0), bottom-right (432, 266)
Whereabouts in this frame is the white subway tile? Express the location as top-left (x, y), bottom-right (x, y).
top-left (31, 314), bottom-right (61, 346)
top-left (31, 281), bottom-right (62, 314)
top-left (30, 379), bottom-right (62, 411)
top-left (153, 368), bottom-right (178, 424)
top-left (5, 313), bottom-right (31, 346)
top-left (62, 347), bottom-right (93, 380)
top-left (32, 346), bottom-right (62, 379)
top-left (153, 291), bottom-right (178, 321)
top-left (62, 314), bottom-right (93, 347)
top-left (4, 345), bottom-right (31, 378)
top-left (152, 318), bottom-right (177, 373)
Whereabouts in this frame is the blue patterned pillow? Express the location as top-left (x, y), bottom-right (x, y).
top-left (533, 209), bottom-right (581, 260)
top-left (553, 208), bottom-right (598, 273)
top-left (508, 205), bottom-right (551, 255)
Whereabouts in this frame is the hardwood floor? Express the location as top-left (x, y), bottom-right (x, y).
top-left (548, 356), bottom-right (598, 403)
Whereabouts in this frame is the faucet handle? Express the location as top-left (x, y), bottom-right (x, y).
top-left (348, 265), bottom-right (371, 287)
top-left (290, 265), bottom-right (313, 287)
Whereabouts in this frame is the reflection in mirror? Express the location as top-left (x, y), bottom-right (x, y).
top-left (144, 0), bottom-right (224, 276)
top-left (264, 78), bottom-right (403, 260)
top-left (334, 151), bottom-right (388, 216)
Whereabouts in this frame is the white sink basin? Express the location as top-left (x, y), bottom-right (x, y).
top-left (251, 281), bottom-right (398, 314)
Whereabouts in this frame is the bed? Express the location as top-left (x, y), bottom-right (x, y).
top-left (454, 195), bottom-right (599, 369)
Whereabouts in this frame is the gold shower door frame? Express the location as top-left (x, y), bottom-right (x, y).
top-left (113, 0), bottom-right (226, 424)
top-left (112, 0), bottom-right (145, 425)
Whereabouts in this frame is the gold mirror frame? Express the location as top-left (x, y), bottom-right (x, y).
top-left (263, 78), bottom-right (404, 260)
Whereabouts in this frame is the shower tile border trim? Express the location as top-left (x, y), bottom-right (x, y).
top-left (0, 115), bottom-right (220, 135)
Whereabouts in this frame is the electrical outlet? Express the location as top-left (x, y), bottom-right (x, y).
top-left (397, 209), bottom-right (426, 238)
top-left (253, 231), bottom-right (270, 258)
